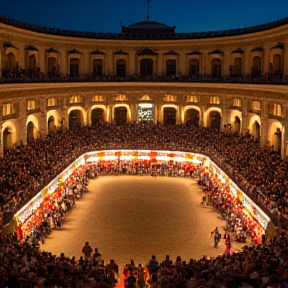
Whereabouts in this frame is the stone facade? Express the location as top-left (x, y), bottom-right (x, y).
top-left (0, 17), bottom-right (288, 157)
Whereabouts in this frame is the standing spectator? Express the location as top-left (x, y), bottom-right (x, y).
top-left (82, 241), bottom-right (93, 260)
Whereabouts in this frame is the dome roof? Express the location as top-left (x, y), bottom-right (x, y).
top-left (127, 21), bottom-right (171, 29)
top-left (122, 20), bottom-right (176, 35)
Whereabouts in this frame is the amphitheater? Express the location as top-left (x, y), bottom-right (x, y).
top-left (0, 11), bottom-right (288, 288)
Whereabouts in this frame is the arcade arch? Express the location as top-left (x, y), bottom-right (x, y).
top-left (1, 121), bottom-right (16, 151)
top-left (91, 106), bottom-right (105, 126)
top-left (25, 115), bottom-right (39, 143)
top-left (183, 106), bottom-right (200, 126)
top-left (204, 107), bottom-right (222, 129)
top-left (268, 120), bottom-right (283, 153)
top-left (230, 110), bottom-right (242, 133)
top-left (249, 115), bottom-right (261, 139)
top-left (68, 107), bottom-right (87, 127)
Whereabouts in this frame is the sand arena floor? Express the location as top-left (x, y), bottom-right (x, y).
top-left (41, 176), bottom-right (238, 267)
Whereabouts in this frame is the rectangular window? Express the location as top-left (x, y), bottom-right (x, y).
top-left (27, 100), bottom-right (36, 110)
top-left (3, 103), bottom-right (15, 116)
top-left (47, 97), bottom-right (57, 106)
top-left (233, 98), bottom-right (241, 107)
top-left (273, 104), bottom-right (282, 116)
top-left (252, 101), bottom-right (261, 110)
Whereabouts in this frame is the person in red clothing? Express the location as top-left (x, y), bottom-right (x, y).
top-left (82, 241), bottom-right (93, 260)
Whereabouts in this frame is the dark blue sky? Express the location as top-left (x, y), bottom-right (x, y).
top-left (0, 0), bottom-right (287, 33)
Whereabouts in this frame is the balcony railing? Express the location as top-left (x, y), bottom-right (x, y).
top-left (1, 74), bottom-right (288, 85)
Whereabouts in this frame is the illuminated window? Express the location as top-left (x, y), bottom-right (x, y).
top-left (210, 96), bottom-right (220, 104)
top-left (3, 103), bottom-right (15, 116)
top-left (273, 103), bottom-right (282, 116)
top-left (92, 95), bottom-right (104, 102)
top-left (114, 94), bottom-right (127, 101)
top-left (163, 94), bottom-right (177, 102)
top-left (252, 101), bottom-right (261, 110)
top-left (232, 98), bottom-right (241, 107)
top-left (187, 95), bottom-right (198, 103)
top-left (27, 100), bottom-right (36, 110)
top-left (47, 97), bottom-right (57, 106)
top-left (70, 95), bottom-right (82, 103)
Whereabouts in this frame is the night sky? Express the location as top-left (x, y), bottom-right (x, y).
top-left (0, 0), bottom-right (287, 33)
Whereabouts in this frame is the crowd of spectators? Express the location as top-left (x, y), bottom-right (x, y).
top-left (0, 122), bottom-right (287, 227)
top-left (1, 228), bottom-right (288, 288)
top-left (1, 68), bottom-right (287, 85)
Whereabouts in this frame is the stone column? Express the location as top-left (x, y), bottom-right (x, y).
top-left (81, 50), bottom-right (90, 75)
top-left (60, 48), bottom-right (67, 75)
top-left (38, 46), bottom-right (46, 74)
top-left (223, 52), bottom-right (231, 76)
top-left (280, 119), bottom-right (288, 159)
top-left (178, 52), bottom-right (185, 77)
top-left (128, 51), bottom-right (135, 76)
top-left (260, 100), bottom-right (269, 147)
top-left (158, 53), bottom-right (163, 76)
top-left (283, 42), bottom-right (288, 79)
top-left (130, 104), bottom-right (136, 123)
top-left (243, 47), bottom-right (251, 76)
top-left (105, 51), bottom-right (113, 76)
top-left (18, 44), bottom-right (26, 70)
top-left (241, 106), bottom-right (249, 134)
top-left (263, 46), bottom-right (270, 78)
top-left (177, 104), bottom-right (182, 125)
top-left (221, 102), bottom-right (230, 129)
top-left (199, 105), bottom-right (206, 127)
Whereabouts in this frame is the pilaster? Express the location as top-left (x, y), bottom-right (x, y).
top-left (38, 46), bottom-right (46, 74)
top-left (283, 42), bottom-right (288, 78)
top-left (128, 51), bottom-right (135, 76)
top-left (60, 48), bottom-right (67, 75)
top-left (243, 46), bottom-right (252, 76)
top-left (260, 100), bottom-right (269, 147)
top-left (263, 46), bottom-right (270, 78)
top-left (105, 51), bottom-right (113, 76)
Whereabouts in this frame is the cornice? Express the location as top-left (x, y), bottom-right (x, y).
top-left (1, 22), bottom-right (288, 50)
top-left (0, 83), bottom-right (287, 102)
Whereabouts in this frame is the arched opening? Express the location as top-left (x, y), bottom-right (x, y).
top-left (5, 52), bottom-right (16, 71)
top-left (163, 107), bottom-right (176, 125)
top-left (211, 58), bottom-right (221, 78)
top-left (166, 59), bottom-right (176, 77)
top-left (116, 59), bottom-right (126, 77)
top-left (48, 116), bottom-right (55, 133)
top-left (140, 58), bottom-right (153, 77)
top-left (70, 58), bottom-right (79, 77)
top-left (93, 59), bottom-right (103, 77)
top-left (252, 56), bottom-right (261, 76)
top-left (273, 128), bottom-right (282, 153)
top-left (69, 110), bottom-right (82, 127)
top-left (272, 54), bottom-right (282, 75)
top-left (91, 108), bottom-right (104, 126)
top-left (114, 107), bottom-right (127, 125)
top-left (189, 59), bottom-right (199, 77)
top-left (48, 57), bottom-right (57, 75)
top-left (209, 111), bottom-right (221, 129)
top-left (234, 116), bottom-right (241, 133)
top-left (27, 121), bottom-right (35, 143)
top-left (29, 55), bottom-right (37, 70)
top-left (234, 57), bottom-right (242, 76)
top-left (185, 109), bottom-right (200, 126)
top-left (252, 121), bottom-right (261, 139)
top-left (3, 128), bottom-right (13, 150)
